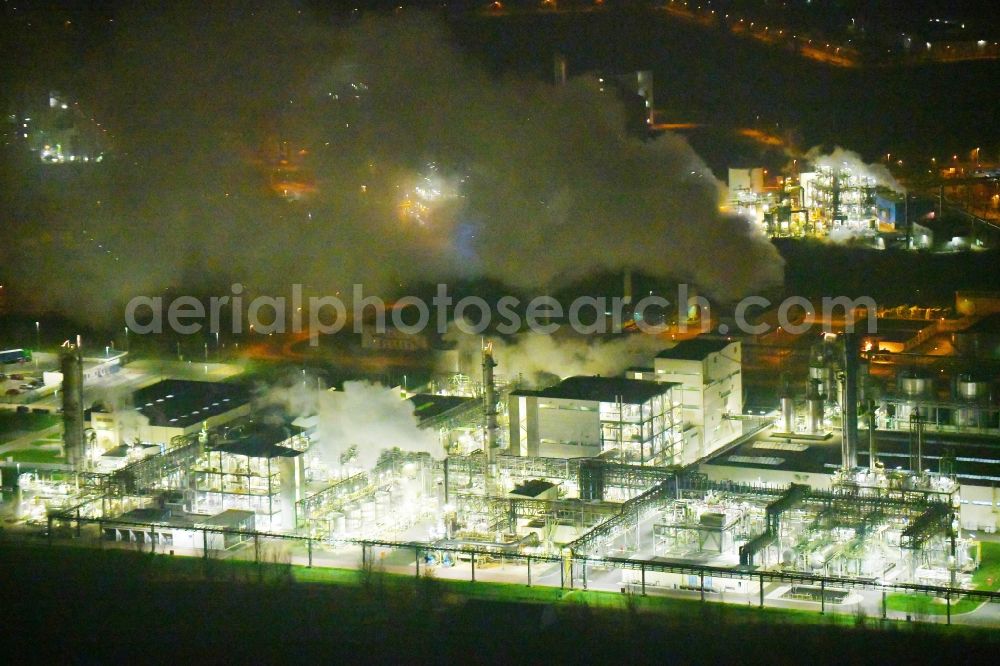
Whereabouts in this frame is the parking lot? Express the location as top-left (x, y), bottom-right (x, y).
top-left (0, 368), bottom-right (46, 400)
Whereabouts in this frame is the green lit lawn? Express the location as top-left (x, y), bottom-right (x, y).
top-left (0, 538), bottom-right (845, 628)
top-left (289, 563), bottom-right (856, 626)
top-left (4, 448), bottom-right (63, 464)
top-left (0, 411), bottom-right (59, 444)
top-left (887, 542), bottom-right (1000, 616)
top-left (7, 541), bottom-right (1000, 637)
top-left (291, 565), bottom-right (362, 585)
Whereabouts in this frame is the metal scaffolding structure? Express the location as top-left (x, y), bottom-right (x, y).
top-left (452, 491), bottom-right (622, 535)
top-left (567, 475), bottom-right (680, 556)
top-left (295, 472), bottom-right (371, 529)
top-left (739, 483), bottom-right (810, 565)
top-left (295, 450), bottom-right (439, 535)
top-left (109, 435), bottom-right (202, 495)
top-left (497, 454), bottom-right (579, 483)
top-left (902, 503), bottom-right (954, 549)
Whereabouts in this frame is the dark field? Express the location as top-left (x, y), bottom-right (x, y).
top-left (2, 542), bottom-right (998, 664)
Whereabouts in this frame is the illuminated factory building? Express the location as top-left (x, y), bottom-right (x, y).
top-left (729, 164), bottom-right (906, 242)
top-left (4, 332), bottom-right (997, 611)
top-left (508, 376), bottom-right (683, 464)
top-left (627, 338), bottom-right (743, 464)
top-left (190, 421), bottom-right (307, 531)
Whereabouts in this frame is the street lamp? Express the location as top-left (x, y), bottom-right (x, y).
top-left (34, 321), bottom-right (40, 369)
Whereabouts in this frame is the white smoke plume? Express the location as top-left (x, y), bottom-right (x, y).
top-left (255, 378), bottom-right (322, 422)
top-left (827, 226), bottom-right (867, 244)
top-left (1, 6), bottom-right (784, 323)
top-left (114, 410), bottom-right (151, 447)
top-left (313, 381), bottom-right (442, 470)
top-left (89, 384), bottom-right (149, 445)
top-left (804, 146), bottom-right (905, 193)
top-left (444, 326), bottom-right (667, 387)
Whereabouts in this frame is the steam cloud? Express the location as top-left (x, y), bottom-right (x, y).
top-left (1, 5), bottom-right (783, 324)
top-left (313, 381), bottom-right (441, 470)
top-left (258, 377), bottom-right (439, 469)
top-left (90, 384), bottom-right (150, 445)
top-left (444, 326), bottom-right (669, 386)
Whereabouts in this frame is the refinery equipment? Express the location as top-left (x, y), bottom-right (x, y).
top-left (872, 367), bottom-right (999, 436)
top-left (482, 341), bottom-right (499, 466)
top-left (4, 332), bottom-right (991, 608)
top-left (952, 372), bottom-right (996, 429)
top-left (61, 338), bottom-right (85, 468)
top-left (840, 331), bottom-right (861, 471)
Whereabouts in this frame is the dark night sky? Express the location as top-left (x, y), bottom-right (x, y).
top-left (1, 1), bottom-right (997, 325)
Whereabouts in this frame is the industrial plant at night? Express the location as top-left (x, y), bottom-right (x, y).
top-left (2, 1), bottom-right (1000, 662)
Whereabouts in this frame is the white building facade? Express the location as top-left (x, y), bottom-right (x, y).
top-left (629, 338), bottom-right (743, 464)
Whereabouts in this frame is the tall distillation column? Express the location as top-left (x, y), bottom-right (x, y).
top-left (840, 332), bottom-right (860, 471)
top-left (482, 342), bottom-right (499, 469)
top-left (61, 338), bottom-right (85, 468)
top-left (807, 379), bottom-right (824, 434)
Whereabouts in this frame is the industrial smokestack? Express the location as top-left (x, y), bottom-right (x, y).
top-left (482, 341), bottom-right (499, 464)
top-left (278, 455), bottom-right (305, 531)
top-left (840, 332), bottom-right (860, 471)
top-left (60, 341), bottom-right (85, 468)
top-left (808, 358), bottom-right (827, 398)
top-left (780, 395), bottom-right (794, 434)
top-left (779, 374), bottom-right (794, 434)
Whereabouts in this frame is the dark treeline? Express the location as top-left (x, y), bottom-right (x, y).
top-left (2, 542), bottom-right (998, 663)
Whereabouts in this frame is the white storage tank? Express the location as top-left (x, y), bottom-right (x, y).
top-left (897, 369), bottom-right (933, 398)
top-left (361, 499), bottom-right (376, 525)
top-left (955, 373), bottom-right (992, 402)
top-left (374, 490), bottom-right (391, 521)
top-left (344, 502), bottom-right (361, 533)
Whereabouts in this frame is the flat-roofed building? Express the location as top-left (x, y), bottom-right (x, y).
top-left (508, 375), bottom-right (682, 465)
top-left (628, 337), bottom-right (742, 463)
top-left (103, 507), bottom-right (256, 552)
top-left (119, 379), bottom-right (251, 447)
top-left (191, 420), bottom-right (307, 531)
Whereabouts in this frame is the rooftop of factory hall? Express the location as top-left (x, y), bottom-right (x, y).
top-left (512, 375), bottom-right (677, 405)
top-left (655, 337), bottom-right (734, 361)
top-left (132, 379), bottom-right (250, 428)
top-left (702, 427), bottom-right (1000, 487)
top-left (408, 393), bottom-right (475, 424)
top-left (210, 420), bottom-right (304, 459)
